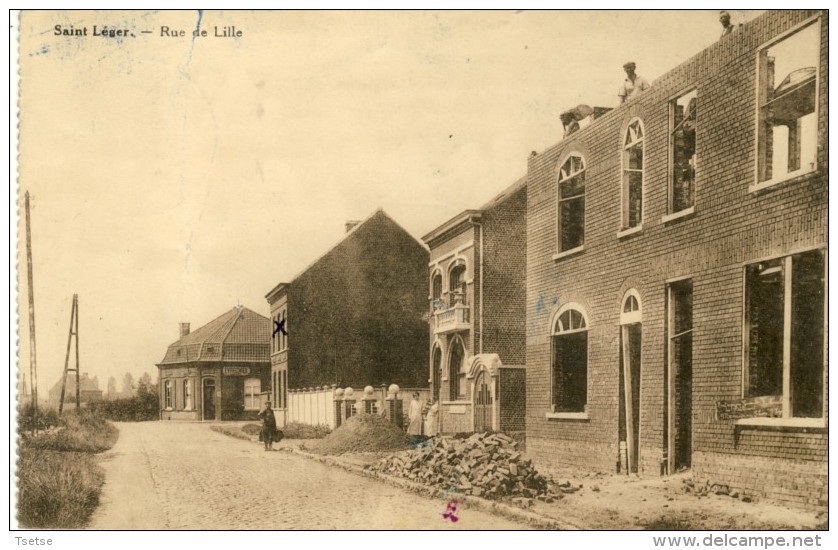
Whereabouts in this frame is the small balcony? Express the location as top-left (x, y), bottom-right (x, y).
top-left (433, 301), bottom-right (471, 334)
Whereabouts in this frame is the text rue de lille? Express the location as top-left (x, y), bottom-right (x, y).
top-left (54, 25), bottom-right (243, 39)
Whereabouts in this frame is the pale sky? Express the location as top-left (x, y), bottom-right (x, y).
top-left (16, 9), bottom-right (762, 396)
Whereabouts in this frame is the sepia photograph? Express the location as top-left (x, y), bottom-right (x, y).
top-left (12, 8), bottom-right (828, 537)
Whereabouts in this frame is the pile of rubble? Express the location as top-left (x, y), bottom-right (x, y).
top-left (683, 478), bottom-right (751, 502)
top-left (366, 432), bottom-right (578, 504)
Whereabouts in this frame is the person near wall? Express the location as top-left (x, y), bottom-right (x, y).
top-left (424, 399), bottom-right (439, 437)
top-left (719, 11), bottom-right (738, 38)
top-left (618, 62), bottom-right (650, 104)
top-left (258, 400), bottom-right (277, 451)
top-left (560, 110), bottom-right (580, 139)
top-left (407, 392), bottom-right (424, 445)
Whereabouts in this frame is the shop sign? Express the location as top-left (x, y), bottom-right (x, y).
top-left (222, 366), bottom-right (251, 376)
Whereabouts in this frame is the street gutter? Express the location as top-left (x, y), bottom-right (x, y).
top-left (280, 446), bottom-right (582, 530)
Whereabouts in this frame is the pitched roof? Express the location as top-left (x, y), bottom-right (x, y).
top-left (158, 306), bottom-right (270, 365)
top-left (478, 174), bottom-right (527, 211)
top-left (48, 373), bottom-right (102, 396)
top-left (266, 208), bottom-right (426, 301)
top-left (422, 175), bottom-right (527, 244)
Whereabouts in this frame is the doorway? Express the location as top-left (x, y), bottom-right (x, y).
top-left (203, 378), bottom-right (216, 421)
top-left (473, 368), bottom-right (493, 432)
top-left (667, 280), bottom-right (693, 473)
top-left (619, 290), bottom-right (642, 474)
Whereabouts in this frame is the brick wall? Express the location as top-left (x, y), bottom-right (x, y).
top-left (526, 10), bottom-right (827, 508)
top-left (482, 184), bottom-right (527, 365)
top-left (285, 210), bottom-right (430, 389)
top-left (499, 366), bottom-right (526, 432)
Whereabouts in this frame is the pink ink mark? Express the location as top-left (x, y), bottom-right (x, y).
top-left (442, 500), bottom-right (459, 523)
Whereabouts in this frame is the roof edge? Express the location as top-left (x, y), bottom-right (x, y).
top-left (422, 210), bottom-right (482, 244)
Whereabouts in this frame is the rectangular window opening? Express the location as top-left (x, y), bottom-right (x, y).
top-left (745, 250), bottom-right (825, 419)
top-left (757, 20), bottom-right (819, 184)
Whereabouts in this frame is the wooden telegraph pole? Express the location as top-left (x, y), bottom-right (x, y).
top-left (24, 191), bottom-right (39, 414)
top-left (59, 294), bottom-right (81, 415)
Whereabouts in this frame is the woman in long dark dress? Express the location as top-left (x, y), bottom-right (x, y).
top-left (258, 401), bottom-right (277, 451)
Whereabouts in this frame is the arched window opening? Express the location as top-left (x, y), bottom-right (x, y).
top-left (551, 306), bottom-right (588, 413)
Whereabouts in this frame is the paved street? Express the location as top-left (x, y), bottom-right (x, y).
top-left (88, 422), bottom-right (525, 530)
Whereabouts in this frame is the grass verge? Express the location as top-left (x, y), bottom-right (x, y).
top-left (211, 421), bottom-right (332, 442)
top-left (17, 407), bottom-right (119, 528)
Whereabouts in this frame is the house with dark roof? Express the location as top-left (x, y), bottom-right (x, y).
top-left (422, 175), bottom-right (527, 434)
top-left (156, 306), bottom-right (271, 421)
top-left (47, 372), bottom-right (103, 408)
top-left (265, 209), bottom-right (429, 425)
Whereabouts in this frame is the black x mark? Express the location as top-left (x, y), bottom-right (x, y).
top-left (272, 319), bottom-right (288, 337)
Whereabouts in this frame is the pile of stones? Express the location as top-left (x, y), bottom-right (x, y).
top-left (366, 432), bottom-right (578, 505)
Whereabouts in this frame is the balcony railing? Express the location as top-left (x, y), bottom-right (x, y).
top-left (433, 302), bottom-right (471, 334)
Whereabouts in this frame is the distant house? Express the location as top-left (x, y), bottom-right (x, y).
top-left (422, 176), bottom-right (527, 435)
top-left (266, 209), bottom-right (429, 426)
top-left (156, 306), bottom-right (271, 421)
top-left (47, 372), bottom-right (103, 408)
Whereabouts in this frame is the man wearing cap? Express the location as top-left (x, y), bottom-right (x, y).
top-left (618, 62), bottom-right (650, 104)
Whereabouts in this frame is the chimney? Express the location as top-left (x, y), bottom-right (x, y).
top-left (180, 323), bottom-right (191, 338)
top-left (345, 220), bottom-right (361, 233)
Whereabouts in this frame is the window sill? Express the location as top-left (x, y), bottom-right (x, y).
top-left (546, 412), bottom-right (589, 421)
top-left (552, 246), bottom-right (584, 261)
top-left (661, 207), bottom-right (695, 225)
top-left (441, 400), bottom-right (472, 405)
top-left (749, 167), bottom-right (818, 194)
top-left (734, 417), bottom-right (826, 430)
top-left (617, 225), bottom-right (643, 239)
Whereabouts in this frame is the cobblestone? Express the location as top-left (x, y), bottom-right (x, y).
top-left (88, 422), bottom-right (525, 530)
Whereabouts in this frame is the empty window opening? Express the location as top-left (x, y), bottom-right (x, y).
top-left (622, 119), bottom-right (644, 229)
top-left (551, 308), bottom-right (588, 413)
top-left (745, 249), bottom-right (825, 418)
top-left (558, 154), bottom-right (586, 252)
top-left (757, 20), bottom-right (819, 183)
top-left (670, 91), bottom-right (696, 213)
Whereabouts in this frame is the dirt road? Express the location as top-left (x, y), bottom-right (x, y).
top-left (87, 422), bottom-right (525, 530)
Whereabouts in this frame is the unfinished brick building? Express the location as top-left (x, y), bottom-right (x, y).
top-left (423, 176), bottom-right (527, 434)
top-left (525, 10), bottom-right (826, 510)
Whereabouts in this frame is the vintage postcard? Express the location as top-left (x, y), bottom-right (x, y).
top-left (13, 9), bottom-right (828, 539)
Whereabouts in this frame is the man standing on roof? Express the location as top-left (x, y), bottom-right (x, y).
top-left (618, 62), bottom-right (650, 104)
top-left (719, 11), bottom-right (737, 37)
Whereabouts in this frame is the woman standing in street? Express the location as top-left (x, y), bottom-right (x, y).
top-left (258, 400), bottom-right (277, 451)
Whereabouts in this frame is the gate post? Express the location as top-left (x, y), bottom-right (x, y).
top-left (333, 387), bottom-right (344, 428)
top-left (386, 384), bottom-right (402, 428)
top-left (362, 385), bottom-right (377, 414)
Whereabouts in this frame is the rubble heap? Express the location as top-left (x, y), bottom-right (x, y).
top-left (366, 432), bottom-right (575, 503)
